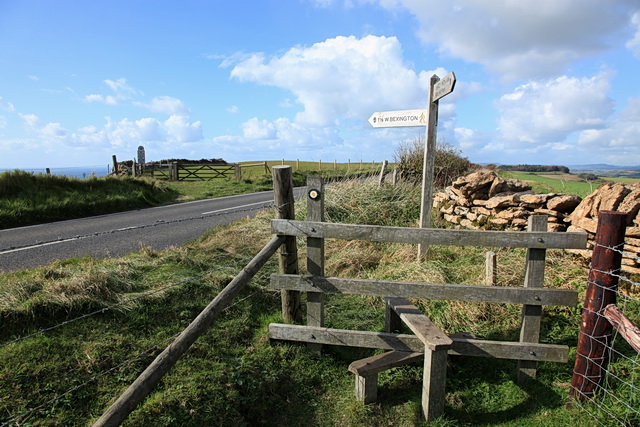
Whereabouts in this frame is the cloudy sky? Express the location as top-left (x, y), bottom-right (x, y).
top-left (1, 0), bottom-right (639, 169)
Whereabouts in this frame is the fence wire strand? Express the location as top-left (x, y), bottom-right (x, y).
top-left (573, 242), bottom-right (640, 426)
top-left (1, 263), bottom-right (276, 426)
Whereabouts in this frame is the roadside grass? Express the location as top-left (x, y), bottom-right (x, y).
top-left (1, 179), bottom-right (630, 426)
top-left (0, 171), bottom-right (179, 229)
top-left (1, 162), bottom-right (381, 229)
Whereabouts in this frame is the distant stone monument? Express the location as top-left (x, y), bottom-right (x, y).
top-left (137, 146), bottom-right (146, 165)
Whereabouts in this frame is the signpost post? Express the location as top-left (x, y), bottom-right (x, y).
top-left (367, 71), bottom-right (456, 259)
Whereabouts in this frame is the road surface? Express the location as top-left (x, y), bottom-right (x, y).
top-left (0, 189), bottom-right (303, 273)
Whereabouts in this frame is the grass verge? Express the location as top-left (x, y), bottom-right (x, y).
top-left (1, 179), bottom-right (637, 426)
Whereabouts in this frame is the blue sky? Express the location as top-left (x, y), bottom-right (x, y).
top-left (1, 0), bottom-right (639, 169)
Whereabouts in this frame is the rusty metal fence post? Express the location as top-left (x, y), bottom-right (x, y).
top-left (570, 210), bottom-right (627, 400)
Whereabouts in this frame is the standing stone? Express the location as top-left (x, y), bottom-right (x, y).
top-left (137, 146), bottom-right (146, 165)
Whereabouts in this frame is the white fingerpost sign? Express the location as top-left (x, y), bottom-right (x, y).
top-left (368, 71), bottom-right (456, 259)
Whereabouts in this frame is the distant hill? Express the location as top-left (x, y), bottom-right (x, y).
top-left (569, 164), bottom-right (640, 171)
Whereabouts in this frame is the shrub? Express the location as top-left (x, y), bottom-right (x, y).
top-left (393, 137), bottom-right (472, 188)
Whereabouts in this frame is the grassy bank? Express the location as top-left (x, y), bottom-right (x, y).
top-left (0, 162), bottom-right (382, 229)
top-left (0, 171), bottom-right (179, 229)
top-left (3, 179), bottom-right (634, 426)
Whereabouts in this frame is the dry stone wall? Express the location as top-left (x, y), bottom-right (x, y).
top-left (433, 171), bottom-right (640, 274)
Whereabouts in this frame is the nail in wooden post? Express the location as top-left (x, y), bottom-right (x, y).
top-left (570, 211), bottom-right (627, 400)
top-left (272, 166), bottom-right (302, 323)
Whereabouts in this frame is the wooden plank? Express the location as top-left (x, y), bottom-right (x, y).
top-left (268, 324), bottom-right (569, 363)
top-left (306, 176), bottom-right (325, 354)
top-left (272, 219), bottom-right (588, 249)
top-left (349, 351), bottom-right (423, 376)
top-left (518, 216), bottom-right (547, 383)
top-left (92, 236), bottom-right (286, 427)
top-left (272, 166), bottom-right (302, 324)
top-left (385, 297), bottom-right (452, 351)
top-left (422, 347), bottom-right (447, 421)
top-left (603, 304), bottom-right (640, 354)
top-left (270, 274), bottom-right (578, 307)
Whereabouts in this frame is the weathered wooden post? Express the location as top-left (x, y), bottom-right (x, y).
top-left (112, 155), bottom-right (118, 175)
top-left (570, 211), bottom-right (627, 400)
top-left (485, 251), bottom-right (497, 286)
top-left (171, 162), bottom-right (178, 181)
top-left (378, 160), bottom-right (388, 186)
top-left (272, 166), bottom-right (302, 323)
top-left (517, 215), bottom-right (547, 383)
top-left (93, 235), bottom-right (285, 427)
top-left (306, 176), bottom-right (325, 353)
top-left (234, 164), bottom-right (241, 180)
top-left (366, 72), bottom-right (456, 259)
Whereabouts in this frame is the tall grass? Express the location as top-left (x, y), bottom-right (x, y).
top-left (0, 171), bottom-right (178, 229)
top-left (0, 178), bottom-right (614, 426)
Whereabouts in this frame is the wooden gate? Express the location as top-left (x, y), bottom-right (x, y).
top-left (268, 176), bottom-right (588, 422)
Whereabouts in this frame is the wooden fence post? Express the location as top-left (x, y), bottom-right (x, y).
top-left (306, 176), bottom-right (325, 353)
top-left (485, 251), bottom-right (497, 286)
top-left (570, 211), bottom-right (627, 400)
top-left (171, 162), bottom-right (178, 181)
top-left (112, 155), bottom-right (118, 175)
top-left (272, 166), bottom-right (302, 323)
top-left (234, 164), bottom-right (241, 180)
top-left (378, 160), bottom-right (388, 186)
top-left (517, 215), bottom-right (547, 383)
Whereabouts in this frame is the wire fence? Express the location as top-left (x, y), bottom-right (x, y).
top-left (0, 195), bottom-right (299, 425)
top-left (572, 241), bottom-right (640, 426)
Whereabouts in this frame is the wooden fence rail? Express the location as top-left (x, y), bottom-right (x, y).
top-left (269, 175), bottom-right (588, 422)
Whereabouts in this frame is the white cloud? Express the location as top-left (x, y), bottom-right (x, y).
top-left (84, 78), bottom-right (142, 105)
top-left (163, 115), bottom-right (203, 143)
top-left (84, 94), bottom-right (118, 105)
top-left (577, 96), bottom-right (640, 164)
top-left (495, 72), bottom-right (615, 145)
top-left (628, 11), bottom-right (640, 57)
top-left (374, 0), bottom-right (636, 80)
top-left (0, 97), bottom-right (16, 112)
top-left (19, 113), bottom-right (41, 128)
top-left (226, 105), bottom-right (239, 113)
top-left (230, 35), bottom-right (450, 127)
top-left (134, 96), bottom-right (190, 116)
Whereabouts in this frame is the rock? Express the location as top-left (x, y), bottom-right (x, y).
top-left (547, 195), bottom-right (582, 212)
top-left (454, 206), bottom-right (470, 216)
top-left (460, 219), bottom-right (480, 230)
top-left (592, 183), bottom-right (630, 216)
top-left (443, 214), bottom-right (462, 224)
top-left (489, 218), bottom-right (510, 226)
top-left (485, 194), bottom-right (520, 209)
top-left (626, 227), bottom-right (640, 238)
top-left (488, 178), bottom-right (531, 197)
top-left (572, 217), bottom-right (598, 234)
top-left (548, 223), bottom-right (566, 232)
top-left (451, 171), bottom-right (497, 198)
top-left (496, 208), bottom-right (528, 219)
top-left (617, 187), bottom-right (640, 225)
top-left (520, 194), bottom-right (551, 208)
top-left (533, 208), bottom-right (565, 218)
top-left (471, 206), bottom-right (493, 216)
top-left (569, 191), bottom-right (599, 221)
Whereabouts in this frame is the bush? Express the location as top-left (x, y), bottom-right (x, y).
top-left (394, 137), bottom-right (472, 188)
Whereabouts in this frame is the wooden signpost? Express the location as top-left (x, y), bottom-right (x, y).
top-left (368, 71), bottom-right (456, 258)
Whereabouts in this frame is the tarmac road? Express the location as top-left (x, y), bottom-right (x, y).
top-left (0, 189), bottom-right (303, 273)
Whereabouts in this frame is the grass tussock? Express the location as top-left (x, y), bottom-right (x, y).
top-left (1, 178), bottom-right (633, 426)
